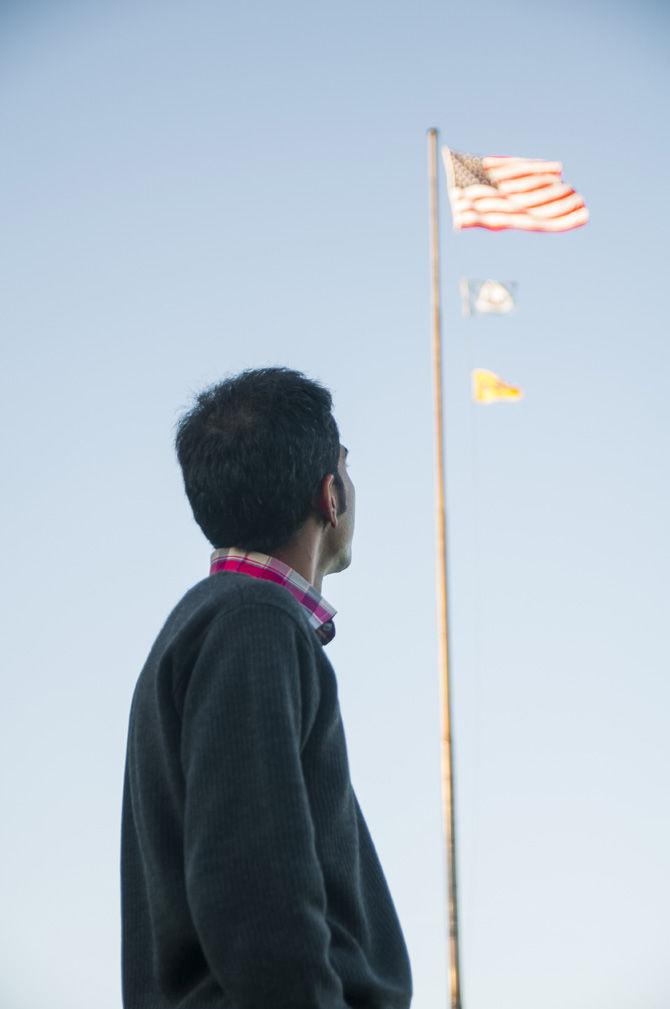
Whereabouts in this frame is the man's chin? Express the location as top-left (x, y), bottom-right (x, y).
top-left (326, 546), bottom-right (352, 577)
top-left (336, 546), bottom-right (353, 573)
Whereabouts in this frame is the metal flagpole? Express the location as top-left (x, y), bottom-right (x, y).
top-left (427, 126), bottom-right (462, 1009)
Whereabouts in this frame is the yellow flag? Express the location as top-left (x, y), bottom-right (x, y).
top-left (472, 368), bottom-right (523, 404)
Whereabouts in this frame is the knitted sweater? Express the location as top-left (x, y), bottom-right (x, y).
top-left (120, 571), bottom-right (413, 1008)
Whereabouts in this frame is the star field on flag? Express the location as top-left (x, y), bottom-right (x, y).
top-left (443, 148), bottom-right (589, 233)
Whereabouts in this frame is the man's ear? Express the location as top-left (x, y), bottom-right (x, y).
top-left (326, 474), bottom-right (339, 526)
top-left (320, 472), bottom-right (340, 527)
top-left (315, 473), bottom-right (337, 527)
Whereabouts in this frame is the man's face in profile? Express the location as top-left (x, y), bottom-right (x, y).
top-left (329, 443), bottom-right (355, 574)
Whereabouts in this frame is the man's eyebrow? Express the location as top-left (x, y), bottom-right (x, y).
top-left (342, 446), bottom-right (349, 458)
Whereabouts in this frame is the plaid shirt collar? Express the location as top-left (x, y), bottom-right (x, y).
top-left (209, 547), bottom-right (337, 646)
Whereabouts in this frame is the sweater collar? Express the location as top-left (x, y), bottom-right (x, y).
top-left (209, 547), bottom-right (337, 646)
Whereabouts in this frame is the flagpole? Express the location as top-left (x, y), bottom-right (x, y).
top-left (427, 126), bottom-right (462, 1009)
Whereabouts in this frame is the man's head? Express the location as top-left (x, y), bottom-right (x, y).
top-left (174, 367), bottom-right (355, 578)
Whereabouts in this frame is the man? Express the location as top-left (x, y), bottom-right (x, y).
top-left (120, 366), bottom-right (413, 1008)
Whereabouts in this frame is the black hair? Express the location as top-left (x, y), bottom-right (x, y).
top-left (174, 366), bottom-right (346, 555)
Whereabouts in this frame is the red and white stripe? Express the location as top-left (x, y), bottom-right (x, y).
top-left (443, 150), bottom-right (589, 233)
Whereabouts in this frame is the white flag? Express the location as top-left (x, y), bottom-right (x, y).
top-left (460, 279), bottom-right (517, 317)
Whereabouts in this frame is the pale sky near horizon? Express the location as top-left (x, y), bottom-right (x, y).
top-left (2, 2), bottom-right (669, 1008)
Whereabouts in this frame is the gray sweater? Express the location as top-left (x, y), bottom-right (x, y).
top-left (120, 571), bottom-right (413, 1008)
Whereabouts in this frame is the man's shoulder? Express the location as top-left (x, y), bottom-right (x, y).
top-left (136, 573), bottom-right (319, 701)
top-left (178, 571), bottom-right (313, 640)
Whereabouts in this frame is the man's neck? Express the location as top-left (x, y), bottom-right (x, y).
top-left (271, 535), bottom-right (325, 594)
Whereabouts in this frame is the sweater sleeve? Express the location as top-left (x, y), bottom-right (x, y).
top-left (179, 602), bottom-right (346, 1009)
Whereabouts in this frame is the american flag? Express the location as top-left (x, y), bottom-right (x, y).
top-left (442, 147), bottom-right (589, 233)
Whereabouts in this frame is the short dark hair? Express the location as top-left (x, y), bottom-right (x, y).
top-left (174, 366), bottom-right (346, 555)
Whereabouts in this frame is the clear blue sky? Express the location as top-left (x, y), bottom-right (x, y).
top-left (2, 2), bottom-right (668, 1007)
